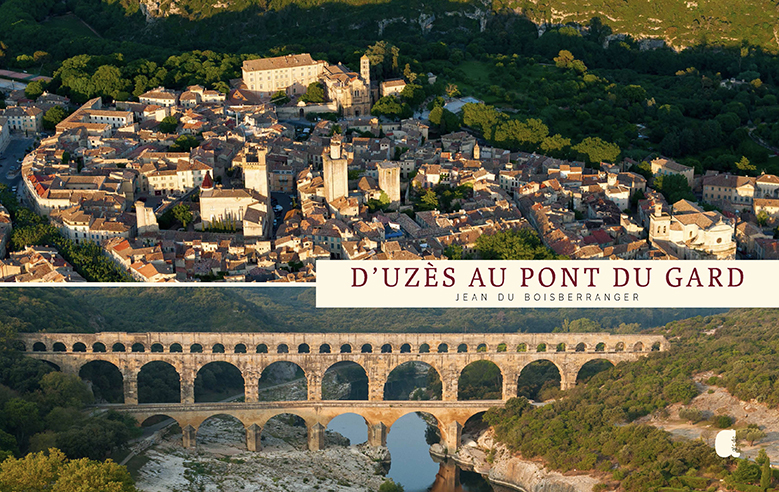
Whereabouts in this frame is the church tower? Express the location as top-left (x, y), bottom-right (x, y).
top-left (360, 54), bottom-right (371, 89)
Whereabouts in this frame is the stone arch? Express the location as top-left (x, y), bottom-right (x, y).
top-left (322, 361), bottom-right (368, 400)
top-left (387, 411), bottom-right (443, 456)
top-left (277, 344), bottom-right (289, 354)
top-left (381, 344), bottom-right (392, 353)
top-left (298, 343), bottom-right (310, 354)
top-left (131, 343), bottom-right (145, 353)
top-left (496, 343), bottom-right (507, 352)
top-left (79, 360), bottom-right (124, 403)
top-left (361, 344), bottom-right (372, 353)
top-left (32, 342), bottom-right (47, 352)
top-left (258, 361), bottom-right (307, 402)
top-left (476, 343), bottom-right (487, 352)
top-left (595, 342), bottom-right (606, 352)
top-left (419, 343), bottom-right (430, 353)
top-left (555, 342), bottom-right (566, 352)
top-left (170, 343), bottom-right (183, 353)
top-left (516, 343), bottom-right (527, 352)
top-left (400, 343), bottom-right (411, 353)
top-left (575, 342), bottom-right (586, 352)
top-left (384, 361), bottom-right (442, 400)
top-left (38, 359), bottom-right (61, 372)
top-left (517, 359), bottom-right (562, 401)
top-left (151, 343), bottom-right (164, 353)
top-left (651, 342), bottom-right (661, 351)
top-left (256, 344), bottom-right (268, 353)
top-left (461, 412), bottom-right (487, 447)
top-left (138, 361), bottom-right (181, 404)
top-left (212, 344), bottom-right (225, 353)
top-left (196, 414), bottom-right (246, 448)
top-left (190, 344), bottom-right (203, 353)
top-left (438, 343), bottom-right (448, 353)
top-left (536, 343), bottom-right (547, 352)
top-left (576, 359), bottom-right (615, 384)
top-left (14, 341), bottom-right (26, 352)
top-left (457, 344), bottom-right (467, 353)
top-left (614, 342), bottom-right (625, 352)
top-left (633, 342), bottom-right (644, 352)
top-left (324, 413), bottom-right (369, 447)
top-left (459, 360), bottom-right (502, 400)
top-left (319, 344), bottom-right (331, 354)
top-left (92, 342), bottom-right (106, 353)
top-left (140, 414), bottom-right (181, 430)
top-left (73, 342), bottom-right (86, 353)
top-left (340, 344), bottom-right (352, 354)
top-left (259, 413), bottom-right (308, 448)
top-left (53, 342), bottom-right (67, 352)
top-left (234, 344), bottom-right (247, 354)
top-left (195, 361), bottom-right (245, 402)
top-left (112, 343), bottom-right (126, 352)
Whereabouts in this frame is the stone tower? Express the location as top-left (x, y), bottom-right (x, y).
top-left (135, 201), bottom-right (159, 235)
top-left (377, 161), bottom-right (401, 210)
top-left (648, 202), bottom-right (671, 242)
top-left (323, 135), bottom-right (348, 203)
top-left (242, 146), bottom-right (269, 197)
top-left (360, 54), bottom-right (371, 90)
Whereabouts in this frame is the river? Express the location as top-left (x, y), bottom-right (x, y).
top-left (327, 413), bottom-right (515, 492)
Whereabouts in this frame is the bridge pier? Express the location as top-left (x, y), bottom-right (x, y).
top-left (244, 379), bottom-right (258, 403)
top-left (368, 422), bottom-right (387, 447)
top-left (182, 425), bottom-right (197, 449)
top-left (307, 423), bottom-right (325, 451)
top-left (560, 372), bottom-right (576, 391)
top-left (307, 374), bottom-right (321, 401)
top-left (246, 423), bottom-right (262, 452)
top-left (181, 373), bottom-right (195, 404)
top-left (502, 379), bottom-right (517, 400)
top-left (123, 374), bottom-right (138, 405)
top-left (368, 380), bottom-right (384, 401)
top-left (443, 379), bottom-right (458, 401)
top-left (442, 421), bottom-right (462, 455)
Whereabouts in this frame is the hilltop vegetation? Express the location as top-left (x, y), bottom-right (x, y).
top-left (0, 287), bottom-right (719, 334)
top-left (485, 308), bottom-right (779, 491)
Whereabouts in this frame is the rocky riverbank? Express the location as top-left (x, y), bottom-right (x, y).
top-left (134, 415), bottom-right (389, 492)
top-left (432, 428), bottom-right (599, 492)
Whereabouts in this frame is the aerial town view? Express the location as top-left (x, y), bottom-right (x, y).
top-left (2, 0), bottom-right (779, 281)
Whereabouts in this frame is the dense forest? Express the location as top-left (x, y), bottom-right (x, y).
top-left (0, 287), bottom-right (720, 334)
top-left (485, 308), bottom-right (779, 491)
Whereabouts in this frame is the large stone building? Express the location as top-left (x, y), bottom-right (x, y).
top-left (1, 106), bottom-right (43, 134)
top-left (242, 53), bottom-right (372, 117)
top-left (241, 54), bottom-right (326, 97)
top-left (320, 57), bottom-right (371, 117)
top-left (648, 200), bottom-right (736, 260)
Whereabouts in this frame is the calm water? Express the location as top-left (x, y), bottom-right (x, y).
top-left (327, 413), bottom-right (512, 492)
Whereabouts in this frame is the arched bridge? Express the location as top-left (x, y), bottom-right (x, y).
top-left (19, 332), bottom-right (668, 453)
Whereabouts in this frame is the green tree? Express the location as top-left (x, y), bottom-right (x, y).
top-left (554, 50), bottom-right (575, 69)
top-left (476, 229), bottom-right (557, 260)
top-left (654, 174), bottom-right (696, 204)
top-left (379, 479), bottom-right (404, 492)
top-left (443, 244), bottom-right (463, 260)
top-left (418, 189), bottom-right (438, 211)
top-left (735, 156), bottom-right (756, 172)
top-left (171, 204), bottom-right (193, 228)
top-left (42, 107), bottom-right (67, 131)
top-left (572, 137), bottom-right (620, 164)
top-left (736, 426), bottom-right (767, 446)
top-left (24, 81), bottom-right (44, 100)
top-left (0, 448), bottom-right (136, 491)
top-left (371, 96), bottom-right (411, 120)
top-left (170, 135), bottom-right (199, 152)
top-left (158, 116), bottom-right (178, 134)
top-left (39, 372), bottom-right (93, 410)
top-left (759, 449), bottom-right (771, 488)
top-left (271, 91), bottom-right (290, 105)
top-left (300, 82), bottom-right (324, 103)
top-left (400, 84), bottom-right (425, 107)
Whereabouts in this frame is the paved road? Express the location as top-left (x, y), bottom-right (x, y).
top-left (0, 137), bottom-right (33, 199)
